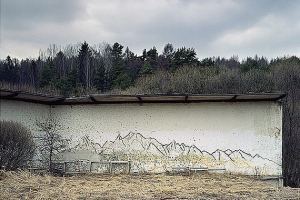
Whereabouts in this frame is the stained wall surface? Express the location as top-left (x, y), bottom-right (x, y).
top-left (0, 100), bottom-right (50, 131)
top-left (0, 99), bottom-right (282, 176)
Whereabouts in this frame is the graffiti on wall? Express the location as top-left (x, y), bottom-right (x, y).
top-left (64, 132), bottom-right (281, 176)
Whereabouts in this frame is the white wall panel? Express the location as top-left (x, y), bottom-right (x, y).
top-left (0, 99), bottom-right (282, 176)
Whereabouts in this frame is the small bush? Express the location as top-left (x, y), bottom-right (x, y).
top-left (0, 121), bottom-right (35, 170)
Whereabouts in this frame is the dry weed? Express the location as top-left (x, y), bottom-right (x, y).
top-left (0, 171), bottom-right (299, 199)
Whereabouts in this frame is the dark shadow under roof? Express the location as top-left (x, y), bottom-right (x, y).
top-left (0, 89), bottom-right (286, 105)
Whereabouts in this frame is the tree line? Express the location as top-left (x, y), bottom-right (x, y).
top-left (0, 41), bottom-right (275, 96)
top-left (0, 41), bottom-right (299, 187)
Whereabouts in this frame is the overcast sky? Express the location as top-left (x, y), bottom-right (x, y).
top-left (1, 0), bottom-right (300, 61)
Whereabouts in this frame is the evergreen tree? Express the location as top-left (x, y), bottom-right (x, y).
top-left (2, 56), bottom-right (19, 83)
top-left (39, 64), bottom-right (55, 88)
top-left (146, 47), bottom-right (158, 69)
top-left (139, 61), bottom-right (153, 76)
top-left (78, 41), bottom-right (93, 91)
top-left (239, 57), bottom-right (259, 72)
top-left (56, 76), bottom-right (72, 97)
top-left (68, 66), bottom-right (79, 88)
top-left (200, 57), bottom-right (215, 67)
top-left (94, 60), bottom-right (106, 92)
top-left (4, 56), bottom-right (13, 80)
top-left (67, 65), bottom-right (83, 96)
top-left (171, 47), bottom-right (198, 71)
top-left (110, 42), bottom-right (132, 90)
top-left (111, 58), bottom-right (132, 90)
top-left (111, 42), bottom-right (123, 60)
top-left (113, 73), bottom-right (132, 90)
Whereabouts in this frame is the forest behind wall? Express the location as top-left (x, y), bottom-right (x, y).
top-left (0, 41), bottom-right (299, 187)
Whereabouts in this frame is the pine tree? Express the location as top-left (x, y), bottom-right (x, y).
top-left (78, 41), bottom-right (93, 91)
top-left (109, 42), bottom-right (132, 89)
top-left (139, 61), bottom-right (153, 76)
top-left (94, 60), bottom-right (106, 92)
top-left (39, 64), bottom-right (55, 88)
top-left (171, 47), bottom-right (198, 71)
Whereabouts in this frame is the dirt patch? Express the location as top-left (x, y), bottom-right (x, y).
top-left (0, 171), bottom-right (299, 199)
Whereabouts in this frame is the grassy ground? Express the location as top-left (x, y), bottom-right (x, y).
top-left (0, 170), bottom-right (299, 200)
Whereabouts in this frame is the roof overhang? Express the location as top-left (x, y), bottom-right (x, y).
top-left (0, 89), bottom-right (286, 105)
top-left (0, 89), bottom-right (65, 104)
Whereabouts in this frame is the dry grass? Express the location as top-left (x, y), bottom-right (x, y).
top-left (0, 170), bottom-right (299, 200)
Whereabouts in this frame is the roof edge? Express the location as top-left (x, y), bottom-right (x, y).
top-left (0, 89), bottom-right (286, 105)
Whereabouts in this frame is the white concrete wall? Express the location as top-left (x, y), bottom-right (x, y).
top-left (0, 99), bottom-right (282, 176)
top-left (0, 100), bottom-right (51, 132)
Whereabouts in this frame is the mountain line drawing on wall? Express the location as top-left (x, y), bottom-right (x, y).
top-left (70, 132), bottom-right (281, 175)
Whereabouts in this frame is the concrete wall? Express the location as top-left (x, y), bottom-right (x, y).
top-left (0, 99), bottom-right (282, 176)
top-left (0, 100), bottom-right (51, 132)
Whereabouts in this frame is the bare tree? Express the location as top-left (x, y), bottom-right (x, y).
top-left (36, 118), bottom-right (69, 172)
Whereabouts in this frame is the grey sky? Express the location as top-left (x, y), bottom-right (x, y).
top-left (1, 0), bottom-right (300, 60)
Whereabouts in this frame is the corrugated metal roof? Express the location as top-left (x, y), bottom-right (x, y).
top-left (0, 89), bottom-right (286, 105)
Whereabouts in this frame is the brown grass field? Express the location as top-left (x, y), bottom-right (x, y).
top-left (0, 170), bottom-right (299, 200)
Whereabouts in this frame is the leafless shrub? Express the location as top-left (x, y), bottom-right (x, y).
top-left (0, 121), bottom-right (35, 170)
